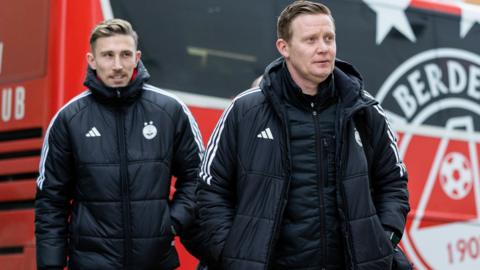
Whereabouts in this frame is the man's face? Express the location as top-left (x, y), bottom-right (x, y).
top-left (87, 34), bottom-right (141, 88)
top-left (276, 13), bottom-right (336, 87)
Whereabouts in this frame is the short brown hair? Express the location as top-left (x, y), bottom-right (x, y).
top-left (277, 1), bottom-right (334, 41)
top-left (89, 18), bottom-right (138, 50)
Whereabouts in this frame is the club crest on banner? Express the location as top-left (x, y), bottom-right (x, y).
top-left (377, 48), bottom-right (480, 270)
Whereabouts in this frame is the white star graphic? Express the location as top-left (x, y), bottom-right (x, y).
top-left (459, 2), bottom-right (480, 38)
top-left (363, 0), bottom-right (416, 44)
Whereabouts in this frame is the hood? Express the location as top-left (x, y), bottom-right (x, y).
top-left (83, 60), bottom-right (150, 104)
top-left (261, 57), bottom-right (374, 112)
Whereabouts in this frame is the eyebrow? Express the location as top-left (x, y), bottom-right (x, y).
top-left (99, 49), bottom-right (134, 55)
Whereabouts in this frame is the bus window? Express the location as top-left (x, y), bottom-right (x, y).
top-left (0, 0), bottom-right (49, 84)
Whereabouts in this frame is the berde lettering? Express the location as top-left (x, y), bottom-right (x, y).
top-left (393, 61), bottom-right (480, 118)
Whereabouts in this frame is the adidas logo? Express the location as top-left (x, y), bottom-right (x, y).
top-left (257, 127), bottom-right (274, 140)
top-left (85, 127), bottom-right (101, 137)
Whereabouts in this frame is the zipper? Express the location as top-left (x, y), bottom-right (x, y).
top-left (312, 104), bottom-right (327, 269)
top-left (116, 107), bottom-right (132, 269)
top-left (337, 114), bottom-right (354, 269)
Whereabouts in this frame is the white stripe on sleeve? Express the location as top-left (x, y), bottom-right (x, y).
top-left (37, 90), bottom-right (91, 190)
top-left (199, 88), bottom-right (261, 185)
top-left (374, 104), bottom-right (406, 177)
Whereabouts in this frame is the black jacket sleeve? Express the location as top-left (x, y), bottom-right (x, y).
top-left (170, 104), bottom-right (204, 235)
top-left (197, 102), bottom-right (238, 262)
top-left (368, 104), bottom-right (410, 238)
top-left (35, 113), bottom-right (74, 269)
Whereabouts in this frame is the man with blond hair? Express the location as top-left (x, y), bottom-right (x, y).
top-left (198, 1), bottom-right (410, 269)
top-left (35, 19), bottom-right (203, 270)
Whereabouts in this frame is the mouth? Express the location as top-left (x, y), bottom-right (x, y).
top-left (110, 74), bottom-right (127, 79)
top-left (313, 60), bottom-right (330, 64)
top-left (109, 74), bottom-right (128, 83)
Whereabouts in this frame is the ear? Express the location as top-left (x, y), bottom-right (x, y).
top-left (135, 50), bottom-right (142, 65)
top-left (86, 52), bottom-right (96, 70)
top-left (276, 38), bottom-right (289, 59)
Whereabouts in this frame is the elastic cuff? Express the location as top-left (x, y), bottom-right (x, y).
top-left (385, 230), bottom-right (401, 247)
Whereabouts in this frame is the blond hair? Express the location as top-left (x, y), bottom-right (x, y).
top-left (277, 1), bottom-right (334, 41)
top-left (89, 18), bottom-right (138, 50)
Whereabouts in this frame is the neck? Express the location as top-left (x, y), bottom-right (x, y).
top-left (299, 84), bottom-right (318, 96)
top-left (285, 63), bottom-right (322, 96)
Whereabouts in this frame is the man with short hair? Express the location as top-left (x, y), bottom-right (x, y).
top-left (35, 19), bottom-right (204, 270)
top-left (198, 1), bottom-right (410, 269)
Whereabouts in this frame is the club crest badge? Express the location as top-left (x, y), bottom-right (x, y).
top-left (143, 121), bottom-right (157, 140)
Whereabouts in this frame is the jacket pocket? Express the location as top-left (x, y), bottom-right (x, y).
top-left (349, 214), bottom-right (393, 264)
top-left (222, 214), bottom-right (272, 264)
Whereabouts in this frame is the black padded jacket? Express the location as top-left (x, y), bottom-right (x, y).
top-left (35, 62), bottom-right (204, 270)
top-left (197, 58), bottom-right (410, 270)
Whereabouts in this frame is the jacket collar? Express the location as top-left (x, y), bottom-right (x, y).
top-left (278, 61), bottom-right (336, 111)
top-left (83, 61), bottom-right (150, 104)
top-left (261, 57), bottom-right (373, 115)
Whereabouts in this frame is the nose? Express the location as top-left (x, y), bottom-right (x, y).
top-left (113, 55), bottom-right (123, 70)
top-left (317, 41), bottom-right (328, 53)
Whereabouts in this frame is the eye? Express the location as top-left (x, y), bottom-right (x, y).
top-left (306, 36), bottom-right (317, 43)
top-left (325, 34), bottom-right (335, 42)
top-left (122, 51), bottom-right (133, 57)
top-left (102, 52), bottom-right (114, 58)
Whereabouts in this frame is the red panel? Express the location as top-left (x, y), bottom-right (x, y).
top-left (60, 0), bottom-right (105, 106)
top-left (0, 246), bottom-right (36, 270)
top-left (46, 0), bottom-right (66, 122)
top-left (0, 254), bottom-right (25, 270)
top-left (0, 74), bottom-right (50, 131)
top-left (411, 0), bottom-right (461, 16)
top-left (0, 0), bottom-right (49, 84)
top-left (176, 238), bottom-right (199, 269)
top-left (0, 1), bottom-right (104, 269)
top-left (0, 157), bottom-right (39, 175)
top-left (22, 246), bottom-right (37, 270)
top-left (0, 180), bottom-right (36, 202)
top-left (0, 210), bottom-right (35, 247)
top-left (0, 0), bottom-right (50, 133)
top-left (0, 138), bottom-right (43, 153)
